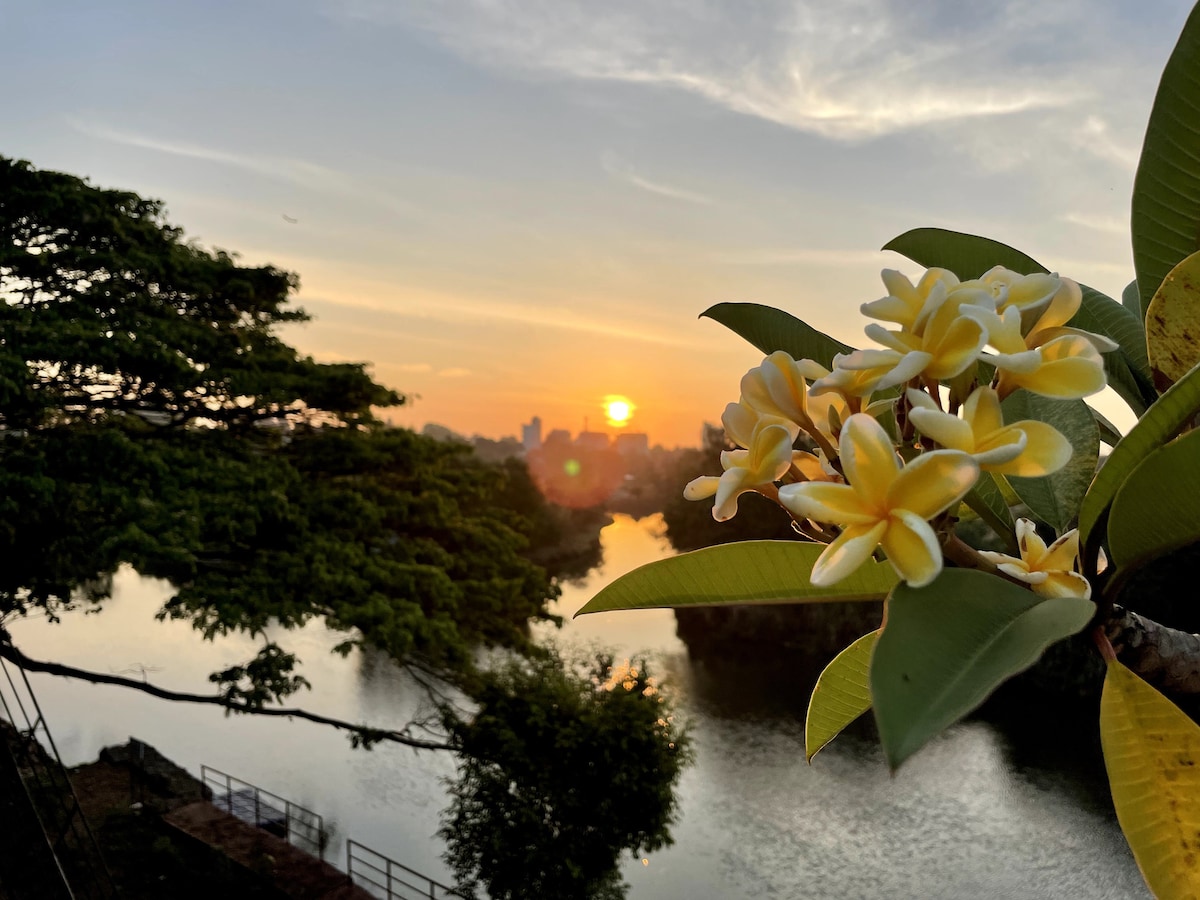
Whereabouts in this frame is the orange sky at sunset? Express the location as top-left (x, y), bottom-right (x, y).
top-left (7, 1), bottom-right (1189, 446)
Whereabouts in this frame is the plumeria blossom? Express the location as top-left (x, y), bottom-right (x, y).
top-left (721, 398), bottom-right (798, 449)
top-left (684, 420), bottom-right (794, 522)
top-left (963, 305), bottom-right (1109, 398)
top-left (812, 348), bottom-right (929, 400)
top-left (979, 518), bottom-right (1091, 600)
top-left (740, 351), bottom-right (827, 426)
top-left (777, 414), bottom-right (980, 588)
top-left (861, 282), bottom-right (994, 388)
top-left (906, 387), bottom-right (1072, 476)
top-left (861, 268), bottom-right (961, 333)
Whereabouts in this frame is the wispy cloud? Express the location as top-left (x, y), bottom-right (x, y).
top-left (1059, 212), bottom-right (1128, 236)
top-left (714, 247), bottom-right (887, 267)
top-left (438, 367), bottom-right (472, 378)
top-left (397, 362), bottom-right (435, 373)
top-left (601, 152), bottom-right (712, 205)
top-left (69, 118), bottom-right (417, 213)
top-left (325, 0), bottom-right (1125, 141)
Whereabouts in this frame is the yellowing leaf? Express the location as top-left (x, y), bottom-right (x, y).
top-left (1146, 250), bottom-right (1200, 391)
top-left (805, 630), bottom-right (877, 763)
top-left (1101, 659), bottom-right (1200, 898)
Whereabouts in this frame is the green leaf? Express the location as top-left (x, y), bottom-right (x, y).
top-left (1146, 249), bottom-right (1200, 392)
top-left (1091, 407), bottom-right (1124, 447)
top-left (805, 630), bottom-right (878, 763)
top-left (1079, 359), bottom-right (1200, 553)
top-left (700, 302), bottom-right (852, 370)
top-left (962, 473), bottom-right (1017, 553)
top-left (1071, 285), bottom-right (1155, 415)
top-left (1101, 659), bottom-right (1200, 899)
top-left (576, 540), bottom-right (897, 616)
top-left (882, 228), bottom-right (1045, 278)
top-left (871, 569), bottom-right (1094, 770)
top-left (1122, 278), bottom-right (1144, 322)
top-left (1132, 2), bottom-right (1200, 316)
top-left (1000, 391), bottom-right (1099, 533)
top-left (1108, 427), bottom-right (1200, 571)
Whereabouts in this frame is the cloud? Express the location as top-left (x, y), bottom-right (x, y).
top-left (397, 362), bottom-right (435, 373)
top-left (713, 247), bottom-right (887, 267)
top-left (601, 152), bottom-right (713, 205)
top-left (324, 0), bottom-right (1132, 141)
top-left (1059, 212), bottom-right (1128, 236)
top-left (69, 119), bottom-right (416, 213)
top-left (438, 367), bottom-right (472, 378)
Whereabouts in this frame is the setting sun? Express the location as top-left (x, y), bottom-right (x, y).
top-left (603, 395), bottom-right (635, 427)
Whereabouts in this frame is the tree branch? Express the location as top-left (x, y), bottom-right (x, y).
top-left (1104, 605), bottom-right (1200, 695)
top-left (0, 639), bottom-right (454, 752)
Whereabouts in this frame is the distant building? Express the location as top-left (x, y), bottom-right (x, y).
top-left (521, 416), bottom-right (543, 451)
top-left (544, 428), bottom-right (573, 449)
top-left (613, 432), bottom-right (649, 458)
top-left (575, 431), bottom-right (611, 452)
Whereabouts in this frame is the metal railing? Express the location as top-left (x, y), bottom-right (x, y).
top-left (0, 652), bottom-right (117, 900)
top-left (200, 764), bottom-right (328, 859)
top-left (347, 838), bottom-right (464, 900)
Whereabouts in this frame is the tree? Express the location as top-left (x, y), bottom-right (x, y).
top-left (0, 157), bottom-right (688, 897)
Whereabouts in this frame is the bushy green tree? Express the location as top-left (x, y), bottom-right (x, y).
top-left (441, 652), bottom-right (689, 900)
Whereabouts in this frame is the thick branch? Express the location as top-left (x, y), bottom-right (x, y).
top-left (1105, 605), bottom-right (1200, 695)
top-left (0, 640), bottom-right (453, 752)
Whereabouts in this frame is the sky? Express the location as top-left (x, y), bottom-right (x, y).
top-left (3, 0), bottom-right (1194, 447)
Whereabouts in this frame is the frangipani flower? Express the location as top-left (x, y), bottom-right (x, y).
top-left (813, 348), bottom-right (930, 399)
top-left (979, 518), bottom-right (1091, 600)
top-left (721, 398), bottom-right (798, 449)
top-left (963, 306), bottom-right (1109, 399)
top-left (778, 414), bottom-right (980, 587)
top-left (685, 421), bottom-right (794, 522)
top-left (861, 268), bottom-right (961, 333)
top-left (906, 387), bottom-right (1072, 476)
top-left (740, 351), bottom-right (827, 427)
top-left (981, 268), bottom-right (1118, 355)
top-left (861, 282), bottom-right (994, 388)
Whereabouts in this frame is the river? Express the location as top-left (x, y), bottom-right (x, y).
top-left (8, 514), bottom-right (1148, 898)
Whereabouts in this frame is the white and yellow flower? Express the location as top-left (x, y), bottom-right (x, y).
top-left (684, 421), bottom-right (795, 522)
top-left (861, 268), bottom-right (962, 333)
top-left (777, 413), bottom-right (980, 587)
top-left (979, 518), bottom-right (1091, 600)
top-left (905, 387), bottom-right (1072, 476)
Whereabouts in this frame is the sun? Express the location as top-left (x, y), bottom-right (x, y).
top-left (603, 395), bottom-right (635, 427)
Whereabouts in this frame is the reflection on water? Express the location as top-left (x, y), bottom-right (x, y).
top-left (10, 514), bottom-right (1148, 898)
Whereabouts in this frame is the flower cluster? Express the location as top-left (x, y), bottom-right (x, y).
top-left (685, 266), bottom-right (1108, 594)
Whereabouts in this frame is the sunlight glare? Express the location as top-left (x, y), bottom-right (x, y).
top-left (604, 395), bottom-right (635, 427)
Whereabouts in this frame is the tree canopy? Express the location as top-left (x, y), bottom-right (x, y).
top-left (0, 156), bottom-right (688, 898)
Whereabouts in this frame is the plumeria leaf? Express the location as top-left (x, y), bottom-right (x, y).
top-left (1108, 427), bottom-right (1200, 572)
top-left (576, 540), bottom-right (897, 615)
top-left (871, 569), bottom-right (1093, 771)
top-left (962, 473), bottom-right (1018, 553)
top-left (701, 302), bottom-right (853, 370)
top-left (882, 228), bottom-right (1044, 278)
top-left (1079, 359), bottom-right (1200, 557)
top-left (1091, 407), bottom-right (1124, 447)
top-left (1101, 659), bottom-right (1200, 898)
top-left (1000, 391), bottom-right (1099, 533)
top-left (1122, 278), bottom-right (1144, 321)
top-left (1146, 250), bottom-right (1200, 392)
top-left (805, 630), bottom-right (878, 763)
top-left (1072, 285), bottom-right (1155, 414)
top-left (1132, 1), bottom-right (1200, 317)
top-left (884, 228), bottom-right (1154, 413)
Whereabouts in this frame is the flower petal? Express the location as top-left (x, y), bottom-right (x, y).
top-left (809, 520), bottom-right (889, 586)
top-left (987, 421), bottom-right (1072, 477)
top-left (880, 509), bottom-right (944, 587)
top-left (962, 386), bottom-right (1004, 436)
top-left (840, 414), bottom-right (901, 504)
top-left (908, 406), bottom-right (976, 452)
top-left (1032, 570), bottom-right (1092, 600)
top-left (684, 475), bottom-right (719, 500)
top-left (778, 481), bottom-right (876, 526)
top-left (712, 468), bottom-right (755, 522)
top-left (886, 450), bottom-right (980, 520)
